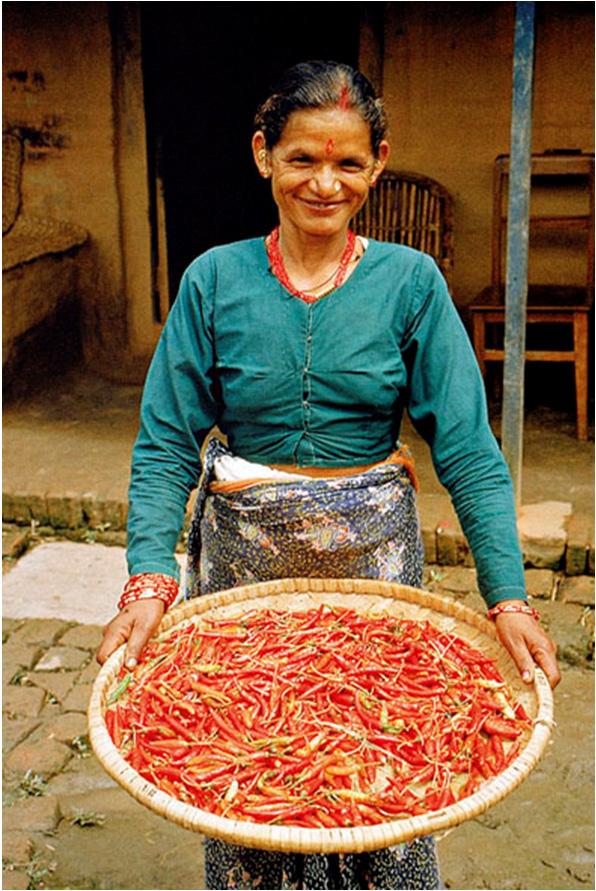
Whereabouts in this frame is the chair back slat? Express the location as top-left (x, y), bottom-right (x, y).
top-left (354, 170), bottom-right (455, 289)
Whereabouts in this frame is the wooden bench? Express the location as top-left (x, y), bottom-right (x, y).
top-left (3, 132), bottom-right (88, 389)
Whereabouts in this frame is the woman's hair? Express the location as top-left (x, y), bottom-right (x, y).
top-left (254, 61), bottom-right (387, 155)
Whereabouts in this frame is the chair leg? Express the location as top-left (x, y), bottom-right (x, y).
top-left (573, 313), bottom-right (589, 441)
top-left (472, 314), bottom-right (487, 378)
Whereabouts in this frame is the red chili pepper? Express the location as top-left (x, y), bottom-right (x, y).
top-left (503, 739), bottom-right (522, 767)
top-left (459, 767), bottom-right (484, 799)
top-left (302, 769), bottom-right (325, 796)
top-left (106, 707), bottom-right (124, 747)
top-left (104, 708), bottom-right (115, 737)
top-left (152, 765), bottom-right (186, 780)
top-left (104, 607), bottom-right (531, 828)
top-left (513, 702), bottom-right (531, 723)
top-left (207, 707), bottom-right (246, 744)
top-left (483, 716), bottom-right (522, 739)
top-left (396, 744), bottom-right (429, 767)
top-left (473, 736), bottom-right (494, 780)
top-left (142, 740), bottom-right (190, 759)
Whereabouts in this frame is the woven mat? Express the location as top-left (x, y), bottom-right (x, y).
top-left (3, 214), bottom-right (88, 271)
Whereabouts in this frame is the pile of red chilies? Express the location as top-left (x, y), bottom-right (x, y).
top-left (104, 605), bottom-right (531, 828)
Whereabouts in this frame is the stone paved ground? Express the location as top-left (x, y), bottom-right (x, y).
top-left (2, 537), bottom-right (594, 890)
top-left (2, 616), bottom-right (203, 891)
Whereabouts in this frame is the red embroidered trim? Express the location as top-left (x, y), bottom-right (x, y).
top-left (266, 227), bottom-right (356, 305)
top-left (118, 573), bottom-right (179, 612)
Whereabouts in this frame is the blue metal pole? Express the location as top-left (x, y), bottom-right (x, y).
top-left (501, 1), bottom-right (536, 507)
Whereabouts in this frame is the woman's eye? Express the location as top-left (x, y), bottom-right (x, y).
top-left (340, 160), bottom-right (364, 172)
top-left (289, 156), bottom-right (312, 165)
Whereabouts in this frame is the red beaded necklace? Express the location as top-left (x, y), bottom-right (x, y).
top-left (266, 227), bottom-right (356, 304)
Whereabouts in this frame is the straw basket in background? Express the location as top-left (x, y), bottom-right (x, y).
top-left (88, 577), bottom-right (554, 854)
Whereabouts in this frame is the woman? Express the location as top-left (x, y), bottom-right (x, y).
top-left (98, 61), bottom-right (559, 890)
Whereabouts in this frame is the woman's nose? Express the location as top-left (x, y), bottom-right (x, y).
top-left (311, 165), bottom-right (339, 196)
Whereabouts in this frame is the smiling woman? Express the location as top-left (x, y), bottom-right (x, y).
top-left (251, 62), bottom-right (389, 299)
top-left (255, 108), bottom-right (386, 256)
top-left (97, 60), bottom-right (560, 891)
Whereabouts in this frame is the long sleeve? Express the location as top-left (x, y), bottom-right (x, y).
top-left (402, 255), bottom-right (526, 607)
top-left (126, 259), bottom-right (219, 580)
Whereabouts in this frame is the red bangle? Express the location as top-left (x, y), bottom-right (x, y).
top-left (118, 573), bottom-right (179, 612)
top-left (487, 602), bottom-right (540, 622)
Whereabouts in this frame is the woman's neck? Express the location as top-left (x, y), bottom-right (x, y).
top-left (276, 223), bottom-right (352, 290)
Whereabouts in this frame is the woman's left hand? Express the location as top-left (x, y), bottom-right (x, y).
top-left (494, 610), bottom-right (560, 688)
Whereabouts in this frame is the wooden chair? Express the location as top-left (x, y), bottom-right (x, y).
top-left (468, 152), bottom-right (594, 440)
top-left (353, 170), bottom-right (455, 290)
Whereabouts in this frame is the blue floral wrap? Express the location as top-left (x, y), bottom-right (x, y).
top-left (185, 437), bottom-right (424, 599)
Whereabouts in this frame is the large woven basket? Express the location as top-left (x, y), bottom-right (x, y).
top-left (88, 578), bottom-right (554, 854)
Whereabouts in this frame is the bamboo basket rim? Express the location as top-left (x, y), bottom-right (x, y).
top-left (88, 577), bottom-right (554, 854)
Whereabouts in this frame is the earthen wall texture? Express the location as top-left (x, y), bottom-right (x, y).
top-left (3, 1), bottom-right (128, 368)
top-left (380, 2), bottom-right (595, 306)
top-left (3, 2), bottom-right (594, 375)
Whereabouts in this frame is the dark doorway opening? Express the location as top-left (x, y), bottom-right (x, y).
top-left (140, 3), bottom-right (360, 314)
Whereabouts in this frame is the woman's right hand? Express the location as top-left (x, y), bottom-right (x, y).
top-left (96, 599), bottom-right (165, 669)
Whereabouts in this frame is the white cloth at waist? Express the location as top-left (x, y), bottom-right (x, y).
top-left (213, 455), bottom-right (308, 483)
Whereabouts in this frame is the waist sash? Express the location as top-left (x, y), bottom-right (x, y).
top-left (185, 437), bottom-right (423, 600)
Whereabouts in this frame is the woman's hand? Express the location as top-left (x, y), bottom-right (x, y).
top-left (494, 608), bottom-right (560, 688)
top-left (96, 600), bottom-right (165, 669)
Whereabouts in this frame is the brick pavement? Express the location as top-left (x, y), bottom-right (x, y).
top-left (2, 616), bottom-right (203, 890)
top-left (2, 565), bottom-right (594, 889)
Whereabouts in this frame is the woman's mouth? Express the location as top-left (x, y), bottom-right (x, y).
top-left (300, 199), bottom-right (342, 212)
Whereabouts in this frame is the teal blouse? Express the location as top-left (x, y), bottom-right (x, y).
top-left (127, 237), bottom-right (526, 607)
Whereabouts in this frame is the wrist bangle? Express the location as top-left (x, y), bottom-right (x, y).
top-left (118, 573), bottom-right (179, 612)
top-left (487, 602), bottom-right (540, 622)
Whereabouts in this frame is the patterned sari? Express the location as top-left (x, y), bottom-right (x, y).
top-left (185, 437), bottom-right (441, 890)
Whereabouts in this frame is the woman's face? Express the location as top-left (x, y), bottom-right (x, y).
top-left (252, 107), bottom-right (389, 238)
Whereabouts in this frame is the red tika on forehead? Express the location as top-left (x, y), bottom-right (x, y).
top-left (338, 84), bottom-right (351, 111)
top-left (325, 138), bottom-right (334, 155)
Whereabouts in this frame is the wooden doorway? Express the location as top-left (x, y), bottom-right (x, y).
top-left (140, 4), bottom-right (360, 317)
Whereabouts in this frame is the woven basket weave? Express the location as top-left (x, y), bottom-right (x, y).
top-left (3, 214), bottom-right (88, 271)
top-left (89, 578), bottom-right (554, 854)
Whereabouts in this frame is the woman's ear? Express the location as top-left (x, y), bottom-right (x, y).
top-left (371, 140), bottom-right (390, 184)
top-left (370, 139), bottom-right (391, 186)
top-left (377, 140), bottom-right (390, 169)
top-left (251, 131), bottom-right (271, 178)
